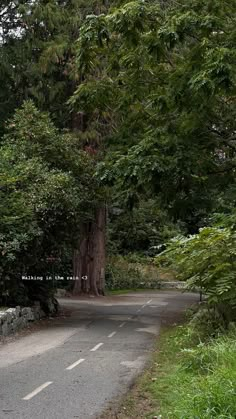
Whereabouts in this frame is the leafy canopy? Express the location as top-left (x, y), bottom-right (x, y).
top-left (0, 101), bottom-right (98, 275)
top-left (156, 212), bottom-right (236, 324)
top-left (72, 0), bottom-right (236, 229)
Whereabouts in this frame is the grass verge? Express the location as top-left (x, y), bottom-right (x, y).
top-left (101, 324), bottom-right (236, 418)
top-left (106, 288), bottom-right (159, 295)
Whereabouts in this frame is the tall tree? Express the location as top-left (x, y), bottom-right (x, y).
top-left (0, 0), bottom-right (123, 295)
top-left (72, 0), bottom-right (236, 233)
top-left (0, 101), bottom-right (97, 279)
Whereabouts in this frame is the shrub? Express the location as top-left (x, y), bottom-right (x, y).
top-left (105, 255), bottom-right (161, 290)
top-left (156, 215), bottom-right (236, 327)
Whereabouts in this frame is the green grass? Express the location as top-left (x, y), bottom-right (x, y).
top-left (106, 288), bottom-right (135, 295)
top-left (106, 288), bottom-right (159, 295)
top-left (120, 324), bottom-right (236, 419)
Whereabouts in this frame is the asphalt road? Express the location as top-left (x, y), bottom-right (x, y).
top-left (0, 290), bottom-right (198, 419)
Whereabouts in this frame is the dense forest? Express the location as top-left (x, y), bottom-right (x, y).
top-left (1, 0), bottom-right (236, 325)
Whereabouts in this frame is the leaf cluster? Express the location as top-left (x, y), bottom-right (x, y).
top-left (0, 101), bottom-right (99, 276)
top-left (156, 213), bottom-right (236, 323)
top-left (72, 0), bottom-right (236, 229)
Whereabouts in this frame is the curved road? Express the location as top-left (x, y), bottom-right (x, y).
top-left (0, 290), bottom-right (198, 419)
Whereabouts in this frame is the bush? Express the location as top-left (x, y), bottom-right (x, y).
top-left (188, 306), bottom-right (235, 338)
top-left (105, 255), bottom-right (161, 290)
top-left (156, 214), bottom-right (236, 327)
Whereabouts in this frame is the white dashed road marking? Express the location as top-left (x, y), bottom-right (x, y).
top-left (66, 358), bottom-right (85, 371)
top-left (137, 299), bottom-right (153, 314)
top-left (108, 331), bottom-right (117, 338)
top-left (119, 322), bottom-right (126, 328)
top-left (22, 382), bottom-right (53, 401)
top-left (90, 343), bottom-right (104, 352)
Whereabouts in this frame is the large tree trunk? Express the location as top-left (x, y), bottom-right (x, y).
top-left (72, 224), bottom-right (89, 295)
top-left (71, 107), bottom-right (106, 296)
top-left (73, 206), bottom-right (106, 295)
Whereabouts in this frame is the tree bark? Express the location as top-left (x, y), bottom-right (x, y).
top-left (71, 106), bottom-right (106, 296)
top-left (88, 206), bottom-right (106, 295)
top-left (72, 224), bottom-right (89, 295)
top-left (73, 206), bottom-right (106, 295)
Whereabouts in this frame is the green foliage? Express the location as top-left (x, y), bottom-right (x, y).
top-left (188, 306), bottom-right (234, 338)
top-left (105, 254), bottom-right (160, 290)
top-left (122, 324), bottom-right (236, 419)
top-left (2, 0), bottom-right (236, 303)
top-left (156, 213), bottom-right (236, 325)
top-left (182, 327), bottom-right (236, 375)
top-left (174, 331), bottom-right (236, 419)
top-left (0, 0), bottom-right (123, 132)
top-left (151, 326), bottom-right (236, 419)
top-left (72, 0), bottom-right (236, 231)
top-left (120, 321), bottom-right (236, 419)
top-left (0, 101), bottom-right (98, 298)
top-left (108, 199), bottom-right (182, 254)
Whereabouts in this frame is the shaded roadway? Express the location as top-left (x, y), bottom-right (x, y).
top-left (0, 290), bottom-right (198, 419)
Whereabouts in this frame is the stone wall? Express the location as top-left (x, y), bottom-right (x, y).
top-left (0, 303), bottom-right (46, 337)
top-left (160, 281), bottom-right (201, 295)
top-left (160, 281), bottom-right (187, 289)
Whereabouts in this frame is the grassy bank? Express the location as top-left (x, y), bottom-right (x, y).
top-left (103, 323), bottom-right (236, 418)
